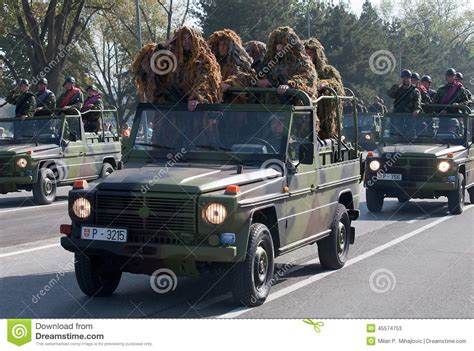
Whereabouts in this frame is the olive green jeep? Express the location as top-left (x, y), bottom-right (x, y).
top-left (0, 108), bottom-right (122, 204)
top-left (61, 88), bottom-right (361, 307)
top-left (364, 105), bottom-right (474, 214)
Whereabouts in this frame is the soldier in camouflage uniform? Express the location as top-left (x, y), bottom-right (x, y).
top-left (433, 68), bottom-right (470, 107)
top-left (81, 85), bottom-right (104, 133)
top-left (57, 77), bottom-right (84, 113)
top-left (131, 26), bottom-right (222, 112)
top-left (257, 27), bottom-right (318, 106)
top-left (244, 40), bottom-right (267, 74)
top-left (34, 78), bottom-right (56, 115)
top-left (420, 75), bottom-right (437, 101)
top-left (454, 72), bottom-right (472, 102)
top-left (6, 79), bottom-right (36, 120)
top-left (387, 69), bottom-right (422, 116)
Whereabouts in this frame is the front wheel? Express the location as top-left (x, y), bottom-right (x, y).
top-left (32, 168), bottom-right (57, 205)
top-left (230, 223), bottom-right (275, 307)
top-left (318, 204), bottom-right (351, 269)
top-left (75, 253), bottom-right (122, 297)
top-left (100, 162), bottom-right (114, 178)
top-left (366, 188), bottom-right (384, 212)
top-left (448, 173), bottom-right (465, 215)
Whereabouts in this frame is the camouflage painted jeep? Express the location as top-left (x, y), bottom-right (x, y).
top-left (343, 112), bottom-right (382, 151)
top-left (61, 88), bottom-right (361, 306)
top-left (0, 108), bottom-right (122, 204)
top-left (364, 105), bottom-right (474, 214)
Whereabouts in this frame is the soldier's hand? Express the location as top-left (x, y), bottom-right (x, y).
top-left (257, 79), bottom-right (271, 88)
top-left (278, 85), bottom-right (289, 95)
top-left (188, 100), bottom-right (198, 112)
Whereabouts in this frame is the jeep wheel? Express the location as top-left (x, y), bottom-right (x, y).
top-left (318, 204), bottom-right (351, 269)
top-left (75, 253), bottom-right (122, 297)
top-left (448, 173), bottom-right (465, 215)
top-left (32, 168), bottom-right (57, 205)
top-left (366, 188), bottom-right (384, 212)
top-left (230, 223), bottom-right (274, 307)
top-left (100, 162), bottom-right (114, 178)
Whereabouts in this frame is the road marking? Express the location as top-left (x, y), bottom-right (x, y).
top-left (0, 243), bottom-right (61, 258)
top-left (406, 216), bottom-right (425, 224)
top-left (0, 201), bottom-right (67, 215)
top-left (217, 205), bottom-right (473, 318)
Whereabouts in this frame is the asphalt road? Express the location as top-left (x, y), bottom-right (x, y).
top-left (1, 186), bottom-right (473, 319)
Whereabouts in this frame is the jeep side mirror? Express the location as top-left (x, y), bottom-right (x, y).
top-left (298, 143), bottom-right (314, 165)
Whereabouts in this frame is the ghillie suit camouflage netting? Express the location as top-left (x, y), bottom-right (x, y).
top-left (304, 38), bottom-right (344, 139)
top-left (244, 40), bottom-right (267, 72)
top-left (131, 26), bottom-right (222, 104)
top-left (207, 29), bottom-right (255, 88)
top-left (260, 27), bottom-right (318, 104)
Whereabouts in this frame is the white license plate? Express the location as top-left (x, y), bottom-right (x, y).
top-left (81, 226), bottom-right (128, 243)
top-left (376, 173), bottom-right (402, 181)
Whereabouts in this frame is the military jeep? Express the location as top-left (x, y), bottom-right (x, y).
top-left (364, 105), bottom-right (474, 214)
top-left (0, 108), bottom-right (122, 204)
top-left (343, 112), bottom-right (382, 151)
top-left (61, 88), bottom-right (361, 307)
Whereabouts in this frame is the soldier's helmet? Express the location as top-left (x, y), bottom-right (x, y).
top-left (19, 79), bottom-right (29, 86)
top-left (411, 72), bottom-right (420, 80)
top-left (63, 76), bottom-right (76, 85)
top-left (421, 75), bottom-right (432, 83)
top-left (448, 118), bottom-right (460, 127)
top-left (455, 72), bottom-right (464, 80)
top-left (37, 78), bottom-right (48, 85)
top-left (445, 68), bottom-right (456, 76)
top-left (85, 84), bottom-right (98, 91)
top-left (400, 69), bottom-right (412, 78)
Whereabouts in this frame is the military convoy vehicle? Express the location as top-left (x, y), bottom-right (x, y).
top-left (343, 112), bottom-right (382, 151)
top-left (364, 105), bottom-right (474, 214)
top-left (0, 108), bottom-right (122, 204)
top-left (60, 88), bottom-right (361, 307)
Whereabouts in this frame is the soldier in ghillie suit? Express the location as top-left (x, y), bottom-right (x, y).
top-left (34, 78), bottom-right (56, 115)
top-left (6, 79), bottom-right (36, 119)
top-left (207, 29), bottom-right (255, 96)
top-left (244, 40), bottom-right (267, 74)
top-left (131, 26), bottom-right (222, 112)
top-left (304, 37), bottom-right (344, 138)
top-left (257, 27), bottom-right (318, 107)
top-left (57, 77), bottom-right (84, 113)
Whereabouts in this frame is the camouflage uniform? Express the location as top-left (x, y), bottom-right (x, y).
top-left (35, 89), bottom-right (56, 115)
top-left (387, 84), bottom-right (422, 114)
top-left (6, 89), bottom-right (36, 118)
top-left (81, 93), bottom-right (104, 133)
top-left (260, 27), bottom-right (318, 102)
top-left (57, 88), bottom-right (84, 112)
top-left (433, 82), bottom-right (470, 106)
top-left (244, 40), bottom-right (267, 74)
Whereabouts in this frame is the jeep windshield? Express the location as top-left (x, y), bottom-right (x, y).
top-left (344, 113), bottom-right (378, 129)
top-left (0, 116), bottom-right (63, 144)
top-left (133, 107), bottom-right (291, 161)
top-left (381, 114), bottom-right (467, 145)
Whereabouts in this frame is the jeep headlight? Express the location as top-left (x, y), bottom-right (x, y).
top-left (364, 134), bottom-right (371, 140)
top-left (369, 160), bottom-right (381, 171)
top-left (203, 202), bottom-right (227, 225)
top-left (72, 197), bottom-right (91, 219)
top-left (16, 158), bottom-right (28, 168)
top-left (438, 161), bottom-right (450, 173)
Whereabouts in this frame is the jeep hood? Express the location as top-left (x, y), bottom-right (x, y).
top-left (0, 143), bottom-right (59, 156)
top-left (377, 144), bottom-right (465, 157)
top-left (96, 164), bottom-right (280, 194)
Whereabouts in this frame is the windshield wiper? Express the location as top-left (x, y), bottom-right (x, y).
top-left (194, 144), bottom-right (232, 151)
top-left (135, 142), bottom-right (176, 151)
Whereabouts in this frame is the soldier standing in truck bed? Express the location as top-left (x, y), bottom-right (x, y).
top-left (387, 69), bottom-right (422, 117)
